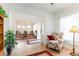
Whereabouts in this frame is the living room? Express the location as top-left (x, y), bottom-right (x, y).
top-left (0, 3), bottom-right (79, 56)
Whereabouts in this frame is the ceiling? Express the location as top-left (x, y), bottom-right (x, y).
top-left (2, 3), bottom-right (79, 14)
top-left (14, 3), bottom-right (78, 13)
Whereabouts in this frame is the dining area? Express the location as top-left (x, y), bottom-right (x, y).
top-left (16, 30), bottom-right (37, 40)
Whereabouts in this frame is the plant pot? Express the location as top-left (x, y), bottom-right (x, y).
top-left (6, 44), bottom-right (13, 56)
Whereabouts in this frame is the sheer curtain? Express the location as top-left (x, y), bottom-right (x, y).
top-left (60, 13), bottom-right (79, 42)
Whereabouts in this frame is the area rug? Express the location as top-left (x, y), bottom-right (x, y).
top-left (27, 50), bottom-right (53, 56)
top-left (48, 47), bottom-right (72, 56)
top-left (27, 39), bottom-right (41, 45)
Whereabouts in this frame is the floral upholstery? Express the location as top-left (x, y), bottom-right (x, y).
top-left (47, 32), bottom-right (63, 52)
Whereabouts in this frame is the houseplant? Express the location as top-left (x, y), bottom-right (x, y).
top-left (5, 29), bottom-right (15, 47)
top-left (0, 5), bottom-right (8, 17)
top-left (5, 29), bottom-right (15, 55)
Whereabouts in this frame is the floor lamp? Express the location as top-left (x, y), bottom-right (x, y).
top-left (70, 26), bottom-right (79, 56)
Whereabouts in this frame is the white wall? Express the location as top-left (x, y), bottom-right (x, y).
top-left (11, 11), bottom-right (42, 34)
top-left (2, 3), bottom-right (55, 44)
top-left (10, 10), bottom-right (55, 44)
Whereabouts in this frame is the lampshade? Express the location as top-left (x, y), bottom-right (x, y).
top-left (70, 26), bottom-right (77, 32)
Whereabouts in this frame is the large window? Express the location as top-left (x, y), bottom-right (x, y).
top-left (60, 13), bottom-right (79, 42)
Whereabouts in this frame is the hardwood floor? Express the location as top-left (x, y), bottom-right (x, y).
top-left (4, 40), bottom-right (46, 56)
top-left (4, 40), bottom-right (79, 56)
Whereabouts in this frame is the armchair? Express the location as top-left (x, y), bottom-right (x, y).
top-left (47, 33), bottom-right (63, 53)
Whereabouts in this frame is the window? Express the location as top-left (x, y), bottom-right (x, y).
top-left (17, 25), bottom-right (21, 29)
top-left (60, 13), bottom-right (79, 42)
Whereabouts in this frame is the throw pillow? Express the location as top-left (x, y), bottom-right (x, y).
top-left (47, 35), bottom-right (55, 40)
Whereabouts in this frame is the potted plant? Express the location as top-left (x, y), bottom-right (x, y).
top-left (5, 29), bottom-right (15, 55)
top-left (0, 5), bottom-right (8, 18)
